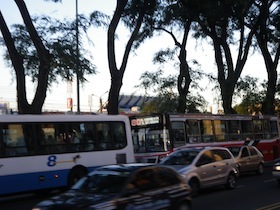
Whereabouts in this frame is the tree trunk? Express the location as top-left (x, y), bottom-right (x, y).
top-left (220, 82), bottom-right (236, 114)
top-left (260, 55), bottom-right (278, 115)
top-left (257, 1), bottom-right (279, 115)
top-left (0, 0), bottom-right (51, 114)
top-left (107, 0), bottom-right (146, 114)
top-left (107, 72), bottom-right (123, 114)
top-left (177, 48), bottom-right (191, 113)
top-left (177, 21), bottom-right (191, 113)
top-left (16, 0), bottom-right (51, 114)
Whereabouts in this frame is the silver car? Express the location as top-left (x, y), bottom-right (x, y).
top-left (227, 145), bottom-right (264, 175)
top-left (160, 147), bottom-right (238, 196)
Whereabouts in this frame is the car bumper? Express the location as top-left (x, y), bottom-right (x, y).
top-left (272, 170), bottom-right (280, 178)
top-left (272, 163), bottom-right (280, 179)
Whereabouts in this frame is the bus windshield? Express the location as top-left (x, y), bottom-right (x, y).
top-left (132, 128), bottom-right (169, 153)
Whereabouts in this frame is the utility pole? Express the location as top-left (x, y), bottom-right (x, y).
top-left (75, 0), bottom-right (80, 113)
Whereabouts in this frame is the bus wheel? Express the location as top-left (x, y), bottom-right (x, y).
top-left (68, 166), bottom-right (88, 188)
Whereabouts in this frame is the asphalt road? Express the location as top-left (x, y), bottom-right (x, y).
top-left (192, 165), bottom-right (280, 210)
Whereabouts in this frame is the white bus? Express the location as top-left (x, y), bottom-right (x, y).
top-left (0, 114), bottom-right (135, 195)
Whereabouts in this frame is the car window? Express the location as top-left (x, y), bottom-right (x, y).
top-left (128, 169), bottom-right (157, 192)
top-left (74, 172), bottom-right (128, 193)
top-left (196, 150), bottom-right (214, 166)
top-left (213, 149), bottom-right (232, 161)
top-left (157, 168), bottom-right (181, 187)
top-left (249, 147), bottom-right (257, 156)
top-left (241, 147), bottom-right (249, 157)
top-left (161, 150), bottom-right (199, 165)
top-left (227, 147), bottom-right (240, 157)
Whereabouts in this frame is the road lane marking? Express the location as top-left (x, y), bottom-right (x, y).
top-left (255, 202), bottom-right (280, 210)
top-left (264, 178), bottom-right (277, 183)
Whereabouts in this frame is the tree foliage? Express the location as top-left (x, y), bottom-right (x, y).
top-left (136, 69), bottom-right (208, 113)
top-left (0, 0), bottom-right (105, 113)
top-left (233, 76), bottom-right (264, 114)
top-left (0, 15), bottom-right (96, 85)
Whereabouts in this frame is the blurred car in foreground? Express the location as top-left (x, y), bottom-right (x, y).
top-left (272, 158), bottom-right (280, 185)
top-left (160, 147), bottom-right (238, 196)
top-left (227, 145), bottom-right (264, 175)
top-left (32, 164), bottom-right (192, 210)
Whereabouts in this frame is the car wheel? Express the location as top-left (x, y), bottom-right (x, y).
top-left (226, 173), bottom-right (236, 190)
top-left (177, 202), bottom-right (191, 210)
top-left (189, 178), bottom-right (200, 197)
top-left (256, 163), bottom-right (264, 175)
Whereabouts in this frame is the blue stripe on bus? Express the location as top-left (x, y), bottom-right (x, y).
top-left (0, 166), bottom-right (99, 195)
top-left (0, 169), bottom-right (69, 195)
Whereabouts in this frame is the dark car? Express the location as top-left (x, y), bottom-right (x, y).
top-left (160, 147), bottom-right (238, 197)
top-left (272, 158), bottom-right (280, 185)
top-left (227, 145), bottom-right (264, 175)
top-left (32, 164), bottom-right (192, 210)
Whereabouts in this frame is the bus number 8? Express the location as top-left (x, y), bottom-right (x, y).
top-left (47, 155), bottom-right (57, 167)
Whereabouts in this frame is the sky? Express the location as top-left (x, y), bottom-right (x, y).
top-left (0, 0), bottom-right (270, 113)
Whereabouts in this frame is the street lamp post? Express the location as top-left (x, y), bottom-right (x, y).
top-left (92, 91), bottom-right (108, 113)
top-left (75, 0), bottom-right (80, 114)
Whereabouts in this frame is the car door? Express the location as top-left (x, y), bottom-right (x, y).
top-left (195, 150), bottom-right (217, 188)
top-left (116, 168), bottom-right (164, 210)
top-left (248, 146), bottom-right (261, 170)
top-left (239, 147), bottom-right (252, 172)
top-left (211, 149), bottom-right (232, 184)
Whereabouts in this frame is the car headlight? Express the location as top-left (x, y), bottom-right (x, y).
top-left (273, 165), bottom-right (280, 171)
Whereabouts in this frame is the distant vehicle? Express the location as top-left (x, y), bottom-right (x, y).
top-left (160, 147), bottom-right (238, 196)
top-left (227, 146), bottom-right (264, 175)
top-left (0, 114), bottom-right (135, 195)
top-left (129, 113), bottom-right (280, 163)
top-left (272, 158), bottom-right (280, 185)
top-left (32, 164), bottom-right (192, 210)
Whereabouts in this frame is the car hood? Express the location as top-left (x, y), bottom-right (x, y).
top-left (34, 190), bottom-right (116, 209)
top-left (163, 164), bottom-right (191, 173)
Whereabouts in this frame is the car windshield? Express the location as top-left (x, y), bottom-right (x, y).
top-left (161, 150), bottom-right (199, 165)
top-left (72, 171), bottom-right (129, 193)
top-left (227, 147), bottom-right (241, 157)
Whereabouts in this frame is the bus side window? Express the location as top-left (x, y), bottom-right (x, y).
top-left (213, 120), bottom-right (227, 142)
top-left (228, 120), bottom-right (241, 141)
top-left (253, 120), bottom-right (264, 140)
top-left (81, 127), bottom-right (95, 151)
top-left (171, 121), bottom-right (186, 147)
top-left (270, 121), bottom-right (279, 138)
top-left (186, 120), bottom-right (201, 143)
top-left (4, 124), bottom-right (28, 156)
top-left (201, 120), bottom-right (214, 143)
top-left (241, 120), bottom-right (254, 140)
top-left (263, 120), bottom-right (271, 139)
top-left (111, 122), bottom-right (126, 149)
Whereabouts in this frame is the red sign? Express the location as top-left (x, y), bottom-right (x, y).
top-left (67, 98), bottom-right (73, 108)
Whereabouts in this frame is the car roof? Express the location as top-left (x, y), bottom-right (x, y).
top-left (177, 146), bottom-right (230, 152)
top-left (90, 163), bottom-right (159, 175)
top-left (227, 145), bottom-right (257, 149)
